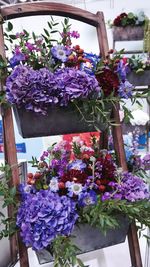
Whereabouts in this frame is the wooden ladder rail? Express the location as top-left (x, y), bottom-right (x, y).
top-left (0, 2), bottom-right (143, 267)
top-left (0, 12), bottom-right (30, 267)
top-left (111, 104), bottom-right (143, 267)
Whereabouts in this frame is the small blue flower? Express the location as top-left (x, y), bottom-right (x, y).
top-left (78, 190), bottom-right (97, 207)
top-left (51, 45), bottom-right (71, 62)
top-left (68, 159), bottom-right (86, 171)
top-left (10, 52), bottom-right (25, 68)
top-left (118, 80), bottom-right (133, 99)
top-left (66, 181), bottom-right (83, 197)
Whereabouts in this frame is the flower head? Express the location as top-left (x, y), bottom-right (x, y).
top-left (66, 181), bottom-right (83, 197)
top-left (17, 190), bottom-right (78, 250)
top-left (51, 45), bottom-right (71, 62)
top-left (78, 190), bottom-right (97, 207)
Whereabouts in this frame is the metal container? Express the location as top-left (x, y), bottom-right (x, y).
top-left (113, 26), bottom-right (144, 41)
top-left (36, 216), bottom-right (129, 265)
top-left (127, 70), bottom-right (150, 86)
top-left (13, 105), bottom-right (111, 138)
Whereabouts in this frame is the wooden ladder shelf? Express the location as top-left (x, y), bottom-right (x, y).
top-left (0, 2), bottom-right (143, 267)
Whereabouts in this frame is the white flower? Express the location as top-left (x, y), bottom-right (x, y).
top-left (80, 145), bottom-right (94, 152)
top-left (71, 183), bottom-right (83, 195)
top-left (66, 181), bottom-right (83, 196)
top-left (130, 110), bottom-right (149, 126)
top-left (90, 156), bottom-right (96, 162)
top-left (49, 177), bottom-right (59, 192)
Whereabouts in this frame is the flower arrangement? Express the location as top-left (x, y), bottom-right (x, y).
top-left (16, 136), bottom-right (150, 266)
top-left (112, 11), bottom-right (146, 27)
top-left (96, 49), bottom-right (133, 99)
top-left (127, 54), bottom-right (150, 74)
top-left (1, 18), bottom-right (136, 130)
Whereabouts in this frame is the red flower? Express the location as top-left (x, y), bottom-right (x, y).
top-left (113, 13), bottom-right (127, 26)
top-left (61, 169), bottom-right (89, 184)
top-left (120, 13), bottom-right (128, 18)
top-left (96, 68), bottom-right (119, 96)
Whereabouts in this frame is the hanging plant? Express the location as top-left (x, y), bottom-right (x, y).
top-left (16, 136), bottom-right (150, 266)
top-left (1, 17), bottom-right (135, 137)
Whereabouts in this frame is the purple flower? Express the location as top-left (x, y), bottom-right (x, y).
top-left (66, 181), bottom-right (83, 197)
top-left (51, 45), bottom-right (71, 62)
top-left (118, 80), bottom-right (133, 99)
top-left (68, 159), bottom-right (86, 171)
top-left (78, 190), bottom-right (97, 207)
top-left (101, 192), bottom-right (111, 201)
top-left (116, 59), bottom-right (127, 80)
top-left (6, 65), bottom-right (101, 114)
top-left (55, 67), bottom-right (101, 106)
top-left (103, 172), bottom-right (149, 202)
top-left (10, 52), bottom-right (25, 68)
top-left (49, 177), bottom-right (59, 192)
top-left (17, 190), bottom-right (78, 250)
top-left (70, 31), bottom-right (80, 39)
top-left (6, 65), bottom-right (58, 114)
top-left (25, 42), bottom-right (35, 52)
top-left (142, 154), bottom-right (150, 170)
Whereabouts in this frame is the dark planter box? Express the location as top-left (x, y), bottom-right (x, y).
top-left (127, 70), bottom-right (150, 86)
top-left (36, 216), bottom-right (129, 265)
top-left (13, 105), bottom-right (110, 138)
top-left (113, 26), bottom-right (144, 41)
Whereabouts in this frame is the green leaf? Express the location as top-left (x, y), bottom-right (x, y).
top-left (0, 211), bottom-right (5, 217)
top-left (7, 22), bottom-right (13, 31)
top-left (9, 34), bottom-right (16, 40)
top-left (64, 18), bottom-right (69, 25)
top-left (44, 29), bottom-right (50, 37)
top-left (9, 186), bottom-right (16, 196)
top-left (50, 30), bottom-right (58, 34)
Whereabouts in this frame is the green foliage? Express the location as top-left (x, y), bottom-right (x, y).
top-left (73, 97), bottom-right (117, 132)
top-left (52, 236), bottom-right (88, 267)
top-left (128, 54), bottom-right (150, 74)
top-left (0, 164), bottom-right (17, 239)
top-left (28, 156), bottom-right (39, 167)
top-left (80, 199), bottom-right (150, 234)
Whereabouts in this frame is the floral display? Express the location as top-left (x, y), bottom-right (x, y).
top-left (2, 18), bottom-right (136, 129)
top-left (127, 54), bottom-right (150, 74)
top-left (17, 136), bottom-right (150, 266)
top-left (112, 11), bottom-right (146, 27)
top-left (96, 49), bottom-right (133, 99)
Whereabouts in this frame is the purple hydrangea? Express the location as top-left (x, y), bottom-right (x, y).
top-left (6, 65), bottom-right (101, 114)
top-left (102, 172), bottom-right (149, 202)
top-left (6, 65), bottom-right (59, 115)
top-left (55, 67), bottom-right (101, 106)
top-left (142, 154), bottom-right (150, 170)
top-left (17, 190), bottom-right (78, 250)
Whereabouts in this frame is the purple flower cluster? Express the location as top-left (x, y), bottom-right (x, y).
top-left (142, 154), bottom-right (150, 170)
top-left (118, 80), bottom-right (133, 99)
top-left (17, 189), bottom-right (78, 250)
top-left (102, 172), bottom-right (149, 202)
top-left (6, 66), bottom-right (58, 114)
top-left (55, 67), bottom-right (101, 106)
top-left (6, 65), bottom-right (101, 114)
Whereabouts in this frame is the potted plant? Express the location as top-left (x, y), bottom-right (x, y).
top-left (15, 136), bottom-right (150, 266)
top-left (111, 12), bottom-right (146, 41)
top-left (126, 54), bottom-right (150, 86)
top-left (3, 18), bottom-right (134, 138)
